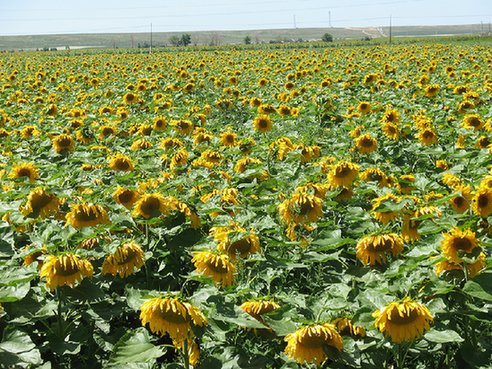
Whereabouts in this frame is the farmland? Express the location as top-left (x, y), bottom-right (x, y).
top-left (0, 38), bottom-right (492, 368)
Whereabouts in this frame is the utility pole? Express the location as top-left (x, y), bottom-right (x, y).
top-left (389, 15), bottom-right (392, 45)
top-left (150, 23), bottom-right (153, 54)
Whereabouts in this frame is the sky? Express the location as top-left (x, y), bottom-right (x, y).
top-left (1, 0), bottom-right (491, 36)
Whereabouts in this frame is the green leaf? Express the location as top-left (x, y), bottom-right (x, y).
top-left (0, 282), bottom-right (30, 302)
top-left (425, 329), bottom-right (464, 343)
top-left (463, 272), bottom-right (492, 301)
top-left (108, 327), bottom-right (165, 365)
top-left (0, 328), bottom-right (42, 367)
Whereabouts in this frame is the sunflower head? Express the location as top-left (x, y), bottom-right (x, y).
top-left (284, 324), bottom-right (344, 366)
top-left (108, 153), bottom-right (135, 172)
top-left (8, 162), bottom-right (39, 184)
top-left (440, 228), bottom-right (480, 264)
top-left (65, 203), bottom-right (110, 229)
top-left (21, 187), bottom-right (60, 219)
top-left (373, 297), bottom-right (433, 343)
top-left (253, 115), bottom-right (273, 134)
top-left (191, 251), bottom-right (236, 287)
top-left (102, 241), bottom-right (146, 278)
top-left (356, 233), bottom-right (404, 265)
top-left (40, 254), bottom-right (94, 290)
top-left (355, 133), bottom-right (378, 154)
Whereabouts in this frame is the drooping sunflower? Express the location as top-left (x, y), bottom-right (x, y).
top-left (327, 161), bottom-right (360, 188)
top-left (52, 134), bottom-right (76, 153)
top-left (331, 318), bottom-right (366, 338)
top-left (99, 125), bottom-right (118, 138)
top-left (253, 115), bottom-right (273, 134)
top-left (21, 187), bottom-right (60, 219)
top-left (356, 233), bottom-right (404, 265)
top-left (132, 193), bottom-right (177, 219)
top-left (355, 133), bottom-right (378, 154)
top-left (381, 122), bottom-right (400, 141)
top-left (101, 241), bottom-right (145, 278)
top-left (240, 299), bottom-right (280, 328)
top-left (440, 228), bottom-right (480, 264)
top-left (40, 254), bottom-right (94, 290)
top-left (436, 159), bottom-right (449, 171)
top-left (278, 193), bottom-right (323, 225)
top-left (360, 167), bottom-right (390, 188)
top-left (108, 153), bottom-right (135, 172)
top-left (131, 138), bottom-right (153, 151)
top-left (461, 114), bottom-right (484, 131)
top-left (435, 252), bottom-right (486, 279)
top-left (370, 193), bottom-right (401, 224)
top-left (191, 251), bottom-right (236, 287)
top-left (211, 224), bottom-right (261, 260)
top-left (380, 108), bottom-right (400, 123)
top-left (472, 186), bottom-right (492, 218)
top-left (170, 148), bottom-right (189, 171)
top-left (171, 119), bottom-right (194, 135)
top-left (284, 324), bottom-right (344, 366)
top-left (65, 203), bottom-right (110, 229)
top-left (8, 162), bottom-right (39, 183)
top-left (449, 185), bottom-right (472, 214)
top-left (140, 297), bottom-right (207, 342)
top-left (373, 297), bottom-right (433, 343)
top-left (113, 186), bottom-right (141, 209)
top-left (424, 84), bottom-right (440, 97)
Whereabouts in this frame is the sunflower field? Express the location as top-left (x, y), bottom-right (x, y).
top-left (1, 39), bottom-right (492, 369)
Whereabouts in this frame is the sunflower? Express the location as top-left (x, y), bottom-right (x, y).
top-left (278, 193), bottom-right (323, 225)
top-left (253, 115), bottom-right (273, 134)
top-left (449, 185), bottom-right (472, 214)
top-left (357, 101), bottom-right (371, 115)
top-left (108, 153), bottom-right (134, 172)
top-left (239, 299), bottom-right (280, 327)
top-left (356, 233), bottom-right (404, 265)
top-left (21, 187), bottom-right (60, 219)
top-left (416, 128), bottom-right (438, 146)
top-left (101, 241), bottom-right (145, 278)
top-left (473, 186), bottom-right (492, 218)
top-left (399, 174), bottom-right (415, 194)
top-left (65, 203), bottom-right (110, 229)
top-left (8, 162), bottom-right (39, 183)
top-left (171, 119), bottom-right (194, 135)
top-left (440, 228), bottom-right (480, 264)
top-left (153, 116), bottom-right (168, 131)
top-left (220, 131), bottom-right (237, 147)
top-left (40, 254), bottom-right (94, 290)
top-left (212, 224), bottom-right (261, 260)
top-left (370, 193), bottom-right (401, 224)
top-left (360, 167), bottom-right (389, 188)
top-left (131, 138), bottom-right (153, 151)
top-left (170, 148), bottom-right (189, 170)
top-left (381, 122), bottom-right (400, 141)
top-left (461, 114), bottom-right (484, 131)
top-left (284, 324), bottom-right (344, 366)
top-left (436, 160), bottom-right (449, 171)
top-left (355, 133), bottom-right (378, 154)
top-left (327, 161), bottom-right (360, 188)
top-left (123, 92), bottom-right (139, 104)
top-left (140, 297), bottom-right (207, 342)
top-left (332, 318), bottom-right (366, 338)
top-left (381, 108), bottom-right (400, 123)
top-left (132, 193), bottom-right (177, 219)
top-left (442, 173), bottom-right (462, 189)
top-left (435, 252), bottom-right (486, 279)
top-left (475, 136), bottom-right (491, 149)
top-left (238, 138), bottom-right (256, 156)
top-left (99, 125), bottom-right (117, 138)
top-left (51, 134), bottom-right (76, 153)
top-left (160, 137), bottom-right (184, 150)
top-left (373, 297), bottom-right (433, 343)
top-left (191, 251), bottom-right (236, 287)
top-left (113, 186), bottom-right (141, 209)
top-left (424, 84), bottom-right (440, 97)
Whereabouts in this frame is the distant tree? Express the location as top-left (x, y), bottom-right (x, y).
top-left (363, 36), bottom-right (372, 41)
top-left (208, 31), bottom-right (221, 46)
top-left (169, 35), bottom-right (180, 47)
top-left (181, 34), bottom-right (191, 46)
top-left (191, 34), bottom-right (200, 46)
top-left (244, 35), bottom-right (251, 44)
top-left (322, 33), bottom-right (333, 42)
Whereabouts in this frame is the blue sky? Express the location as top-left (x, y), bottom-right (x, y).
top-left (1, 0), bottom-right (491, 36)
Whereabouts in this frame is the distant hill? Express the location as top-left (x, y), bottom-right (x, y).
top-left (0, 23), bottom-right (489, 51)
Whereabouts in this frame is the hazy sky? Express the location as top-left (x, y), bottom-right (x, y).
top-left (1, 0), bottom-right (491, 36)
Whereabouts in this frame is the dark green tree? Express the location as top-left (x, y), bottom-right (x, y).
top-left (169, 35), bottom-right (180, 47)
top-left (181, 34), bottom-right (191, 46)
top-left (322, 33), bottom-right (333, 42)
top-left (244, 35), bottom-right (251, 44)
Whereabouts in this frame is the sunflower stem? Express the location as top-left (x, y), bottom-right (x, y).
top-left (56, 287), bottom-right (65, 339)
top-left (182, 337), bottom-right (190, 369)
